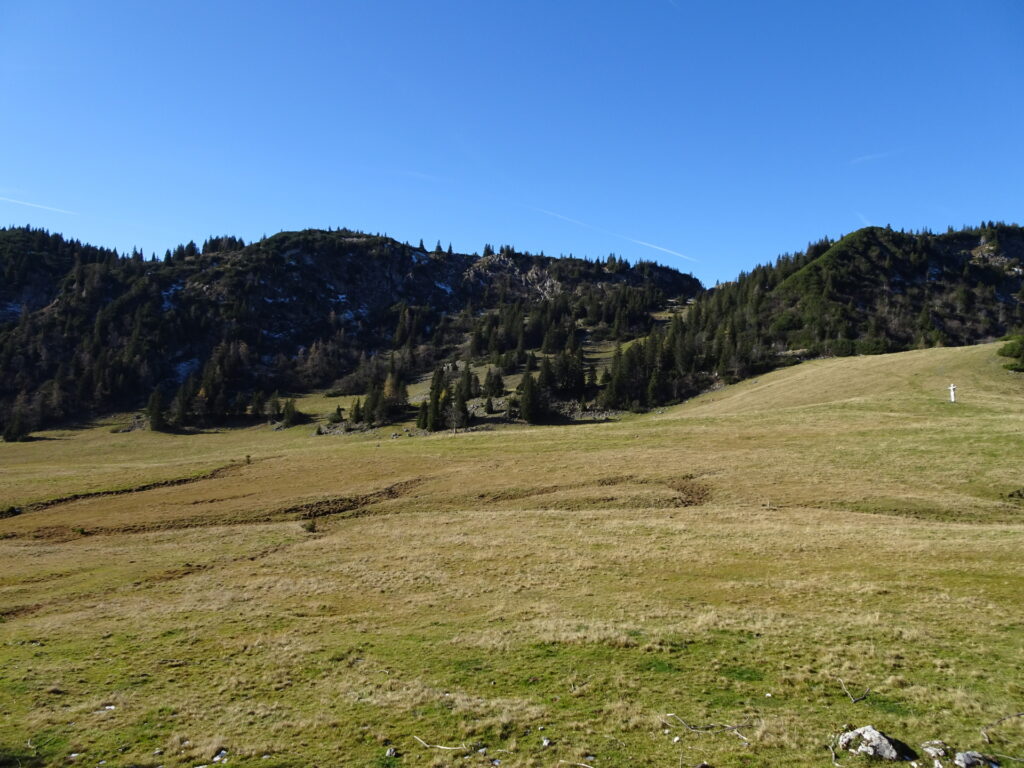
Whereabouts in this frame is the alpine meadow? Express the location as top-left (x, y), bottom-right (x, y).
top-left (2, 222), bottom-right (1024, 767)
top-left (4, 2), bottom-right (1024, 766)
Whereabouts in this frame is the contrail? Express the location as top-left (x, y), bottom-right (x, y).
top-left (532, 207), bottom-right (591, 228)
top-left (0, 196), bottom-right (78, 215)
top-left (531, 206), bottom-right (697, 263)
top-left (625, 238), bottom-right (695, 262)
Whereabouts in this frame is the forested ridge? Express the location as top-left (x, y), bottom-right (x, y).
top-left (0, 227), bottom-right (698, 437)
top-left (1, 222), bottom-right (1022, 439)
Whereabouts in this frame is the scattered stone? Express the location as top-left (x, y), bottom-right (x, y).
top-left (954, 752), bottom-right (1000, 768)
top-left (103, 705), bottom-right (116, 710)
top-left (153, 749), bottom-right (164, 755)
top-left (541, 737), bottom-right (552, 747)
top-left (838, 725), bottom-right (916, 761)
top-left (384, 747), bottom-right (397, 758)
top-left (921, 741), bottom-right (949, 759)
top-left (212, 748), bottom-right (228, 762)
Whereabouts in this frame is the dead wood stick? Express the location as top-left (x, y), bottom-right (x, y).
top-left (412, 736), bottom-right (468, 751)
top-left (827, 743), bottom-right (843, 766)
top-left (982, 713), bottom-right (1024, 744)
top-left (558, 762), bottom-right (594, 768)
top-left (837, 677), bottom-right (871, 703)
top-left (662, 713), bottom-right (752, 742)
top-left (993, 754), bottom-right (1024, 764)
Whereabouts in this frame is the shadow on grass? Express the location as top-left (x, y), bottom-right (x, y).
top-left (0, 751), bottom-right (46, 768)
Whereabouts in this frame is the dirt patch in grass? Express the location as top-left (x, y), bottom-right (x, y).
top-left (24, 461), bottom-right (248, 512)
top-left (598, 474), bottom-right (712, 506)
top-left (276, 476), bottom-right (427, 521)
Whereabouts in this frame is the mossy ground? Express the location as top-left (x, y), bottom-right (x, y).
top-left (2, 343), bottom-right (1023, 766)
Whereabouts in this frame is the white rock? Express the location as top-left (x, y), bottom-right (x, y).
top-left (837, 725), bottom-right (905, 760)
top-left (921, 741), bottom-right (949, 759)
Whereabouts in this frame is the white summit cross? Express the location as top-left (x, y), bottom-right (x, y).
top-left (949, 383), bottom-right (957, 403)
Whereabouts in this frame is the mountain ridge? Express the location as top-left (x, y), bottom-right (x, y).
top-left (1, 221), bottom-right (1022, 437)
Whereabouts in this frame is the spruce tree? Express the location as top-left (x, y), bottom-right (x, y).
top-left (147, 389), bottom-right (167, 431)
top-left (2, 409), bottom-right (28, 442)
top-left (281, 399), bottom-right (298, 427)
top-left (519, 373), bottom-right (541, 424)
top-left (537, 357), bottom-right (554, 393)
top-left (448, 391), bottom-right (468, 432)
top-left (426, 367), bottom-right (444, 431)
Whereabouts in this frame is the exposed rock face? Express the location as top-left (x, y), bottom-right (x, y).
top-left (838, 725), bottom-right (916, 760)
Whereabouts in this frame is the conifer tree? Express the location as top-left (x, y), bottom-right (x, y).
top-left (281, 399), bottom-right (298, 427)
top-left (426, 366), bottom-right (444, 431)
top-left (147, 388), bottom-right (167, 431)
top-left (2, 409), bottom-right (28, 442)
top-left (537, 356), bottom-right (554, 393)
top-left (518, 372), bottom-right (541, 424)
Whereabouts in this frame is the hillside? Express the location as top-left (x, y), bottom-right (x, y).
top-left (1, 343), bottom-right (1023, 766)
top-left (2, 222), bottom-right (1023, 440)
top-left (0, 227), bottom-right (700, 434)
top-left (680, 223), bottom-right (1024, 382)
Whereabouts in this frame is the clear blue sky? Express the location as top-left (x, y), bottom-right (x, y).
top-left (1, 1), bottom-right (1022, 286)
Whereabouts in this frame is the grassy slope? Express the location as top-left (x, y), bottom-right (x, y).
top-left (2, 343), bottom-right (1023, 767)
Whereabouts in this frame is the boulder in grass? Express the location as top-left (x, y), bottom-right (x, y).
top-left (837, 725), bottom-right (917, 760)
top-left (954, 752), bottom-right (1000, 768)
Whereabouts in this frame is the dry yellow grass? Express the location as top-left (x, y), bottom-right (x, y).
top-left (1, 342), bottom-right (1022, 766)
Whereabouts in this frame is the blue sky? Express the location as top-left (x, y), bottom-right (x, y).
top-left (1, 1), bottom-right (1022, 286)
